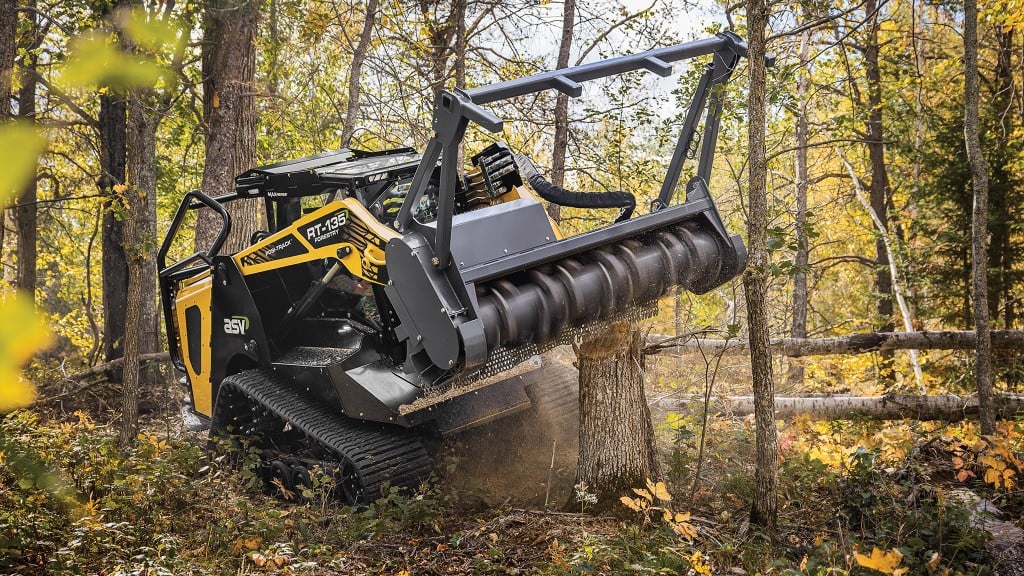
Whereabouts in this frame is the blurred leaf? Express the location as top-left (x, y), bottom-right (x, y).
top-left (60, 32), bottom-right (165, 89)
top-left (0, 294), bottom-right (52, 413)
top-left (0, 122), bottom-right (46, 205)
top-left (118, 9), bottom-right (182, 52)
top-left (0, 429), bottom-right (78, 510)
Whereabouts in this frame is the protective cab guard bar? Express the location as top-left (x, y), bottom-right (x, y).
top-left (157, 190), bottom-right (232, 372)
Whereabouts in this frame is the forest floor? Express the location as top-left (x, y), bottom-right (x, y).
top-left (2, 357), bottom-right (1023, 575)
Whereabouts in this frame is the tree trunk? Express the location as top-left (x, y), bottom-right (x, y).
top-left (0, 0), bottom-right (13, 263)
top-left (789, 9), bottom-right (811, 387)
top-left (453, 0), bottom-right (466, 89)
top-left (119, 91), bottom-right (148, 446)
top-left (989, 29), bottom-right (1014, 329)
top-left (547, 0), bottom-right (575, 224)
top-left (745, 0), bottom-right (776, 533)
top-left (100, 94), bottom-right (129, 363)
top-left (15, 3), bottom-right (37, 299)
top-left (646, 330), bottom-right (1024, 357)
top-left (650, 393), bottom-right (1024, 422)
top-left (340, 0), bottom-right (378, 148)
top-left (127, 91), bottom-right (161, 384)
top-left (0, 0), bottom-right (13, 120)
top-left (196, 0), bottom-right (262, 254)
top-left (863, 0), bottom-right (895, 380)
top-left (575, 322), bottom-right (659, 511)
top-left (98, 1), bottom-right (129, 364)
top-left (963, 0), bottom-right (994, 435)
top-left (837, 150), bottom-right (924, 389)
top-left (420, 0), bottom-right (458, 97)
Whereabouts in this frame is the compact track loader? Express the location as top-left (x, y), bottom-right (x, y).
top-left (159, 32), bottom-right (749, 503)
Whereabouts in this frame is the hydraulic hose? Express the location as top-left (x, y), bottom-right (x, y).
top-left (514, 154), bottom-right (635, 222)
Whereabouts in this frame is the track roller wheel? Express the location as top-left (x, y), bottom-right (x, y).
top-left (267, 460), bottom-right (295, 499)
top-left (293, 466), bottom-right (313, 502)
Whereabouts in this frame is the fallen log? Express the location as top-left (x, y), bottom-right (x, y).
top-left (648, 392), bottom-right (1024, 422)
top-left (645, 330), bottom-right (1024, 357)
top-left (64, 352), bottom-right (171, 381)
top-left (949, 489), bottom-right (1024, 576)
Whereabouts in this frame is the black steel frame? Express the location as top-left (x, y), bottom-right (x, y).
top-left (394, 31), bottom-right (749, 269)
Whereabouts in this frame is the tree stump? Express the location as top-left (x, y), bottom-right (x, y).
top-left (575, 321), bottom-right (659, 511)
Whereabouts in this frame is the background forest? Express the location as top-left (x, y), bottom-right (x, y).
top-left (2, 0), bottom-right (1024, 574)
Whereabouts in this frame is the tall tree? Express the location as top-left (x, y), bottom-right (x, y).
top-left (547, 0), bottom-right (575, 224)
top-left (987, 29), bottom-right (1019, 329)
top-left (575, 322), bottom-right (659, 510)
top-left (99, 0), bottom-right (130, 363)
top-left (340, 0), bottom-right (379, 148)
top-left (863, 0), bottom-right (895, 379)
top-left (745, 0), bottom-right (777, 533)
top-left (0, 0), bottom-right (13, 261)
top-left (963, 0), bottom-right (993, 435)
top-left (15, 0), bottom-right (39, 299)
top-left (196, 0), bottom-right (263, 253)
top-left (118, 0), bottom-right (190, 443)
top-left (418, 0), bottom-right (461, 96)
top-left (0, 0), bottom-right (12, 121)
top-left (788, 7), bottom-right (811, 387)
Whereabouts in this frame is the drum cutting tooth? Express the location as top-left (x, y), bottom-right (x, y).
top-left (475, 223), bottom-right (729, 351)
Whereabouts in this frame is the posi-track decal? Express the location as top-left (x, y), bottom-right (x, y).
top-left (239, 233), bottom-right (308, 266)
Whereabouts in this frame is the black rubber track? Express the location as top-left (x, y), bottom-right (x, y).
top-left (215, 369), bottom-right (433, 504)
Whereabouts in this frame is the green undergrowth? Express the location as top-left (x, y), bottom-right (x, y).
top-left (0, 408), bottom-right (1014, 575)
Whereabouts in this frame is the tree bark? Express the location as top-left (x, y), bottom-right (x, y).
top-left (837, 150), bottom-right (924, 388)
top-left (419, 0), bottom-right (458, 96)
top-left (119, 89), bottom-right (148, 445)
top-left (196, 0), bottom-right (262, 254)
top-left (0, 0), bottom-right (13, 120)
top-left (0, 0), bottom-right (13, 262)
top-left (14, 1), bottom-right (38, 300)
top-left (99, 94), bottom-right (129, 363)
top-left (453, 0), bottom-right (466, 89)
top-left (126, 89), bottom-right (162, 383)
top-left (649, 393), bottom-right (1024, 423)
top-left (340, 0), bottom-right (378, 148)
top-left (963, 0), bottom-right (994, 435)
top-left (0, 0), bottom-right (14, 263)
top-left (988, 29), bottom-right (1014, 329)
top-left (547, 0), bottom-right (575, 224)
top-left (789, 8), bottom-right (811, 387)
top-left (646, 330), bottom-right (1024, 357)
top-left (575, 322), bottom-right (659, 511)
top-left (745, 0), bottom-right (777, 533)
top-left (98, 0), bottom-right (130, 363)
top-left (863, 0), bottom-right (895, 380)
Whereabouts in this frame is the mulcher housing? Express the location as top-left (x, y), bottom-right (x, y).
top-left (158, 32), bottom-right (750, 502)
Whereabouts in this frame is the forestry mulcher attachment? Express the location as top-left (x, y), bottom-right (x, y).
top-left (159, 32), bottom-right (748, 503)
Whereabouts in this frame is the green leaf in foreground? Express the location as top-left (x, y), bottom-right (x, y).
top-left (0, 122), bottom-right (46, 205)
top-left (0, 294), bottom-right (52, 413)
top-left (59, 31), bottom-right (166, 89)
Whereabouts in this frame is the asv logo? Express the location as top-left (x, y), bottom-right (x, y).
top-left (223, 316), bottom-right (249, 335)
